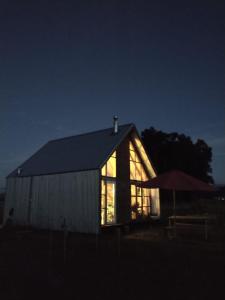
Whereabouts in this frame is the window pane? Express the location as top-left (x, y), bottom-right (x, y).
top-left (107, 183), bottom-right (114, 203)
top-left (106, 182), bottom-right (115, 223)
top-left (101, 180), bottom-right (106, 195)
top-left (135, 163), bottom-right (142, 180)
top-left (101, 209), bottom-right (105, 225)
top-left (133, 134), bottom-right (155, 178)
top-left (107, 156), bottom-right (116, 177)
top-left (130, 183), bottom-right (152, 220)
top-left (137, 197), bottom-right (142, 207)
top-left (129, 142), bottom-right (135, 151)
top-left (131, 196), bottom-right (136, 206)
top-left (141, 168), bottom-right (148, 181)
top-left (101, 164), bottom-right (106, 176)
top-left (136, 186), bottom-right (141, 196)
top-left (130, 139), bottom-right (149, 182)
top-left (143, 197), bottom-right (149, 206)
top-left (135, 153), bottom-right (141, 163)
top-left (107, 209), bottom-right (114, 223)
top-left (143, 188), bottom-right (151, 197)
top-left (142, 188), bottom-right (147, 197)
top-left (102, 151), bottom-right (116, 178)
top-left (131, 184), bottom-right (136, 196)
top-left (112, 151), bottom-right (116, 158)
top-left (130, 160), bottom-right (136, 180)
top-left (130, 150), bottom-right (136, 161)
top-left (143, 206), bottom-right (149, 216)
top-left (101, 194), bottom-right (105, 208)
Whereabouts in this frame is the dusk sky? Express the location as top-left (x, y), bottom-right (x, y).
top-left (1, 0), bottom-right (224, 188)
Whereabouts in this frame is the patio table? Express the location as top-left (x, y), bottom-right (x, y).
top-left (168, 215), bottom-right (216, 240)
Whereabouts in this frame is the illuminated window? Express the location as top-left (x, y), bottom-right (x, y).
top-left (142, 188), bottom-right (151, 216)
top-left (129, 142), bottom-right (148, 181)
top-left (101, 181), bottom-right (106, 224)
top-left (101, 181), bottom-right (116, 225)
top-left (132, 133), bottom-right (156, 178)
top-left (101, 151), bottom-right (116, 225)
top-left (101, 151), bottom-right (116, 178)
top-left (130, 185), bottom-right (151, 220)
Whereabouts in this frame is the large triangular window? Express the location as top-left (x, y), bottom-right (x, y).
top-left (129, 142), bottom-right (148, 181)
top-left (129, 136), bottom-right (154, 220)
top-left (131, 132), bottom-right (156, 179)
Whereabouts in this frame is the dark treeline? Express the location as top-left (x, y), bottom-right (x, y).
top-left (141, 127), bottom-right (213, 183)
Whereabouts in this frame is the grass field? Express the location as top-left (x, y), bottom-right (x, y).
top-left (0, 225), bottom-right (224, 300)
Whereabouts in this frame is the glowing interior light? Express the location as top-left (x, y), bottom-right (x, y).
top-left (101, 151), bottom-right (116, 225)
top-left (129, 141), bottom-right (149, 181)
top-left (101, 151), bottom-right (116, 178)
top-left (133, 134), bottom-right (156, 178)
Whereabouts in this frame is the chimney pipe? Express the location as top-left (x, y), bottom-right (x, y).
top-left (113, 116), bottom-right (118, 134)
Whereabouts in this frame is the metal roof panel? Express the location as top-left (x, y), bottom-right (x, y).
top-left (8, 123), bottom-right (134, 177)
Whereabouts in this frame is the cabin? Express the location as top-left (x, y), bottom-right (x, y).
top-left (4, 119), bottom-right (160, 233)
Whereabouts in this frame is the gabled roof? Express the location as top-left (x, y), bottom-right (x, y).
top-left (8, 123), bottom-right (135, 178)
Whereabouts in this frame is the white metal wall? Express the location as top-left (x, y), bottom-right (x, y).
top-left (4, 170), bottom-right (100, 233)
top-left (4, 177), bottom-right (31, 226)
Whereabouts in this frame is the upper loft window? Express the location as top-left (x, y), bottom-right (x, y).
top-left (129, 142), bottom-right (148, 181)
top-left (131, 133), bottom-right (156, 179)
top-left (101, 151), bottom-right (116, 178)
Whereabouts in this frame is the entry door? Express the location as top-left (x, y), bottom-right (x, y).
top-left (106, 181), bottom-right (116, 224)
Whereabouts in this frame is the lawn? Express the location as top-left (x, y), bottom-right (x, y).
top-left (0, 225), bottom-right (225, 300)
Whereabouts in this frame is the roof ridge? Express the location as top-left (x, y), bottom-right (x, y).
top-left (48, 123), bottom-right (134, 143)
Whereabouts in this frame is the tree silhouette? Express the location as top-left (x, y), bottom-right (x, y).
top-left (141, 127), bottom-right (213, 183)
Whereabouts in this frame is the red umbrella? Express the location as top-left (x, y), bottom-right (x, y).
top-left (142, 170), bottom-right (215, 216)
top-left (143, 170), bottom-right (214, 192)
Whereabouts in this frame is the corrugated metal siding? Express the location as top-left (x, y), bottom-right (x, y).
top-left (4, 177), bottom-right (31, 225)
top-left (5, 170), bottom-right (99, 233)
top-left (4, 178), bottom-right (14, 223)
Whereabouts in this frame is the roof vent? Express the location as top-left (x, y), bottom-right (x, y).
top-left (17, 168), bottom-right (22, 176)
top-left (113, 116), bottom-right (118, 134)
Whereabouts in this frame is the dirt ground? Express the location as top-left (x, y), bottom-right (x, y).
top-left (0, 224), bottom-right (225, 300)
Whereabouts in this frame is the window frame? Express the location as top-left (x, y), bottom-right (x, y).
top-left (129, 141), bottom-right (151, 220)
top-left (101, 151), bottom-right (117, 225)
top-left (101, 179), bottom-right (117, 225)
top-left (129, 141), bottom-right (149, 182)
top-left (101, 151), bottom-right (116, 178)
top-left (130, 184), bottom-right (151, 220)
